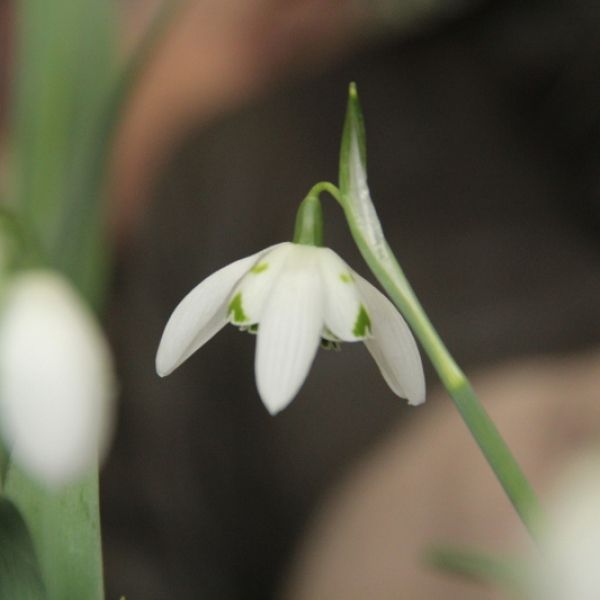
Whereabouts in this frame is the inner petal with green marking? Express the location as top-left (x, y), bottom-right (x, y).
top-left (228, 292), bottom-right (248, 324)
top-left (352, 304), bottom-right (371, 338)
top-left (250, 261), bottom-right (269, 274)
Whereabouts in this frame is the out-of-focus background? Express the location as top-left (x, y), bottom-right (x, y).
top-left (3, 0), bottom-right (600, 598)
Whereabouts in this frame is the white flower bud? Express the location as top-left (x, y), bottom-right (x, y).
top-left (0, 270), bottom-right (116, 486)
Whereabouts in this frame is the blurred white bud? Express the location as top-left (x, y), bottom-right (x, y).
top-left (0, 270), bottom-right (116, 486)
top-left (530, 451), bottom-right (600, 600)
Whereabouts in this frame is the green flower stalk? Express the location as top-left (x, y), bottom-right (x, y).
top-left (335, 83), bottom-right (543, 540)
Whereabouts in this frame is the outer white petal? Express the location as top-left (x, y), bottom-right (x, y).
top-left (229, 243), bottom-right (293, 324)
top-left (156, 248), bottom-right (273, 376)
top-left (0, 270), bottom-right (116, 486)
top-left (355, 275), bottom-right (425, 405)
top-left (318, 248), bottom-right (367, 341)
top-left (255, 248), bottom-right (324, 414)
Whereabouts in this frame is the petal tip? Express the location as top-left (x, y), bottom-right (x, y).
top-left (404, 364), bottom-right (426, 406)
top-left (257, 387), bottom-right (294, 416)
top-left (155, 348), bottom-right (175, 378)
top-left (407, 389), bottom-right (426, 407)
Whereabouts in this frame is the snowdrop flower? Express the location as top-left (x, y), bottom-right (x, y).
top-left (0, 270), bottom-right (115, 486)
top-left (156, 241), bottom-right (425, 414)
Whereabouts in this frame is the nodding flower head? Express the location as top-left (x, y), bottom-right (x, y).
top-left (156, 242), bottom-right (425, 415)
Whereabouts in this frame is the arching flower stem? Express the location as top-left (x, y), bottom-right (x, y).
top-left (304, 86), bottom-right (543, 540)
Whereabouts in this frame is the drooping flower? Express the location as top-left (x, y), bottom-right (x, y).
top-left (156, 242), bottom-right (425, 414)
top-left (0, 270), bottom-right (116, 486)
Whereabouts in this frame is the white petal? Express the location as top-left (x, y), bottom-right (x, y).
top-left (229, 243), bottom-right (293, 325)
top-left (0, 271), bottom-right (116, 486)
top-left (355, 275), bottom-right (425, 405)
top-left (156, 248), bottom-right (270, 376)
top-left (318, 248), bottom-right (367, 341)
top-left (255, 251), bottom-right (324, 414)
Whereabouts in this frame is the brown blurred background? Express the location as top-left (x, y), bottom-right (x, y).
top-left (3, 0), bottom-right (600, 598)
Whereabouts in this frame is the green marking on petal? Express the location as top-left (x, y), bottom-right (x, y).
top-left (250, 262), bottom-right (269, 274)
top-left (352, 304), bottom-right (371, 337)
top-left (228, 292), bottom-right (248, 323)
top-left (339, 272), bottom-right (354, 283)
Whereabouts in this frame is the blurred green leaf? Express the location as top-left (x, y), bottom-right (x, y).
top-left (56, 0), bottom-right (189, 306)
top-left (10, 0), bottom-right (117, 304)
top-left (0, 207), bottom-right (42, 273)
top-left (0, 496), bottom-right (46, 600)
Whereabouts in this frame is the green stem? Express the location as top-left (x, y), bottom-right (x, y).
top-left (318, 182), bottom-right (542, 541)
